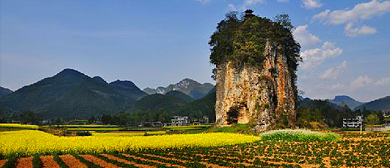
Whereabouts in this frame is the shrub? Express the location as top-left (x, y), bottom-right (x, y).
top-left (76, 131), bottom-right (92, 136)
top-left (261, 129), bottom-right (340, 142)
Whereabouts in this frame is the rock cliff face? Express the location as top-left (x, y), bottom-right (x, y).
top-left (215, 41), bottom-right (296, 131)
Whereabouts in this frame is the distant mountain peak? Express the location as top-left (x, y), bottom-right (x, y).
top-left (48, 68), bottom-right (90, 85)
top-left (180, 78), bottom-right (197, 83)
top-left (329, 95), bottom-right (363, 109)
top-left (58, 68), bottom-right (82, 75)
top-left (110, 80), bottom-right (137, 88)
top-left (333, 95), bottom-right (355, 101)
top-left (0, 86), bottom-right (13, 97)
top-left (177, 78), bottom-right (200, 89)
top-left (109, 80), bottom-right (147, 100)
top-left (142, 78), bottom-right (214, 99)
top-left (93, 76), bottom-right (107, 84)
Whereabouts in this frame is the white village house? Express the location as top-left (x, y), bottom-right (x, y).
top-left (170, 116), bottom-right (189, 126)
top-left (343, 116), bottom-right (363, 128)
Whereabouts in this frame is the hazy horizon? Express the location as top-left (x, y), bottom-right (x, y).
top-left (1, 0), bottom-right (389, 102)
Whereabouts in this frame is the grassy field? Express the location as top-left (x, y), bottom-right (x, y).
top-left (0, 131), bottom-right (389, 168)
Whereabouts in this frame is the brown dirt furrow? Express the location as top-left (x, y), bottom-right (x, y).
top-left (122, 153), bottom-right (183, 168)
top-left (145, 153), bottom-right (229, 168)
top-left (199, 162), bottom-right (229, 168)
top-left (40, 156), bottom-right (60, 168)
top-left (0, 159), bottom-right (7, 167)
top-left (322, 157), bottom-right (332, 168)
top-left (252, 157), bottom-right (320, 168)
top-left (260, 160), bottom-right (317, 168)
top-left (193, 153), bottom-right (253, 167)
top-left (59, 154), bottom-right (88, 168)
top-left (80, 154), bottom-right (121, 168)
top-left (161, 153), bottom-right (229, 168)
top-left (342, 137), bottom-right (390, 141)
top-left (16, 156), bottom-right (33, 168)
top-left (195, 153), bottom-right (238, 160)
top-left (101, 154), bottom-right (155, 168)
top-left (143, 153), bottom-right (189, 163)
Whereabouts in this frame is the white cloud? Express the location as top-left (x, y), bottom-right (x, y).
top-left (243, 0), bottom-right (265, 7)
top-left (302, 0), bottom-right (322, 9)
top-left (320, 61), bottom-right (347, 79)
top-left (293, 25), bottom-right (320, 48)
top-left (375, 77), bottom-right (390, 86)
top-left (350, 75), bottom-right (373, 89)
top-left (313, 0), bottom-right (390, 25)
top-left (228, 0), bottom-right (266, 11)
top-left (313, 10), bottom-right (330, 21)
top-left (317, 83), bottom-right (345, 91)
top-left (228, 4), bottom-right (238, 11)
top-left (197, 0), bottom-right (212, 4)
top-left (344, 22), bottom-right (377, 37)
top-left (242, 0), bottom-right (266, 10)
top-left (277, 0), bottom-right (289, 2)
top-left (300, 41), bottom-right (343, 70)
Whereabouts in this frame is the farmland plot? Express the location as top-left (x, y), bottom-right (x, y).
top-left (0, 131), bottom-right (389, 168)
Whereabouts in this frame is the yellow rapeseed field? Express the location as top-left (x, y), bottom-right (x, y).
top-left (0, 130), bottom-right (259, 158)
top-left (0, 123), bottom-right (39, 130)
top-left (92, 131), bottom-right (166, 137)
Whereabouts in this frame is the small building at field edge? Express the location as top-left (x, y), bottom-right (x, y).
top-left (171, 116), bottom-right (189, 126)
top-left (343, 116), bottom-right (363, 128)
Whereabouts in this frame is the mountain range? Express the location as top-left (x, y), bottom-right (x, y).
top-left (143, 78), bottom-right (214, 99)
top-left (0, 87), bottom-right (12, 98)
top-left (0, 68), bottom-right (215, 119)
top-left (0, 68), bottom-right (388, 120)
top-left (0, 69), bottom-right (140, 118)
top-left (324, 95), bottom-right (390, 112)
top-left (354, 96), bottom-right (390, 111)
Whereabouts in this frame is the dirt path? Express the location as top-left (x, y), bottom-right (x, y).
top-left (143, 153), bottom-right (189, 164)
top-left (80, 154), bottom-right (121, 168)
top-left (122, 153), bottom-right (184, 168)
top-left (15, 157), bottom-right (33, 168)
top-left (161, 153), bottom-right (230, 168)
top-left (0, 159), bottom-right (7, 167)
top-left (40, 156), bottom-right (60, 168)
top-left (59, 154), bottom-right (88, 168)
top-left (102, 154), bottom-right (155, 168)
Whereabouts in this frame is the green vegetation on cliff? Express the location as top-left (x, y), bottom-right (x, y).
top-left (209, 10), bottom-right (300, 74)
top-left (209, 10), bottom-right (301, 115)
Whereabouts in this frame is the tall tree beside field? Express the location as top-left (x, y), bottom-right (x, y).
top-left (365, 114), bottom-right (379, 125)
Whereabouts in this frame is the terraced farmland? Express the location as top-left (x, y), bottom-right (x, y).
top-left (1, 131), bottom-right (389, 168)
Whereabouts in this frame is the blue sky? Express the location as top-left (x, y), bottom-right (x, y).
top-left (0, 0), bottom-right (389, 102)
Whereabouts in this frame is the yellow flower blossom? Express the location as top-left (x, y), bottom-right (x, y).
top-left (0, 130), bottom-right (259, 158)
